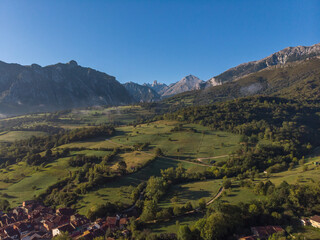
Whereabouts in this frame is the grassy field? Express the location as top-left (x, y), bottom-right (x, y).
top-left (256, 155), bottom-right (320, 186)
top-left (0, 131), bottom-right (47, 142)
top-left (77, 157), bottom-right (207, 215)
top-left (58, 120), bottom-right (241, 163)
top-left (61, 105), bottom-right (154, 126)
top-left (159, 179), bottom-right (223, 208)
top-left (0, 156), bottom-right (73, 206)
top-left (220, 186), bottom-right (266, 205)
top-left (110, 151), bottom-right (154, 171)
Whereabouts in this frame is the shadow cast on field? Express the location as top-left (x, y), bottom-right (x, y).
top-left (172, 186), bottom-right (212, 201)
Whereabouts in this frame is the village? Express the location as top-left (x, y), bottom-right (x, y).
top-left (0, 200), bottom-right (129, 240)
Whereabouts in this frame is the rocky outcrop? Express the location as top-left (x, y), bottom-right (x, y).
top-left (0, 60), bottom-right (133, 115)
top-left (123, 82), bottom-right (161, 102)
top-left (205, 42), bottom-right (320, 87)
top-left (162, 75), bottom-right (204, 97)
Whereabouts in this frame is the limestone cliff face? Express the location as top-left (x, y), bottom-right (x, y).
top-left (205, 42), bottom-right (320, 87)
top-left (0, 60), bottom-right (133, 115)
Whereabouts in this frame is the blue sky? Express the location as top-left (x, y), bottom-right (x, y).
top-left (0, 0), bottom-right (319, 84)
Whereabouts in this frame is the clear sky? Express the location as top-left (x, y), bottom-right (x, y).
top-left (0, 0), bottom-right (319, 84)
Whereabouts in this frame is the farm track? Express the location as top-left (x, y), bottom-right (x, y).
top-left (147, 186), bottom-right (225, 224)
top-left (206, 186), bottom-right (224, 205)
top-left (197, 155), bottom-right (229, 164)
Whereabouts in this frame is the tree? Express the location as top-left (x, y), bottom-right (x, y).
top-left (45, 149), bottom-right (52, 158)
top-left (155, 148), bottom-right (163, 156)
top-left (140, 200), bottom-right (158, 222)
top-left (145, 176), bottom-right (166, 201)
top-left (177, 225), bottom-right (193, 240)
top-left (199, 212), bottom-right (230, 240)
top-left (223, 179), bottom-right (232, 189)
top-left (198, 198), bottom-right (206, 210)
top-left (0, 199), bottom-right (10, 211)
top-left (117, 161), bottom-right (127, 175)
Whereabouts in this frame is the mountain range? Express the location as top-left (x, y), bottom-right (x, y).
top-left (0, 42), bottom-right (319, 116)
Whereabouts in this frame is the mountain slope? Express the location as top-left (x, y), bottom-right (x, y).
top-left (162, 75), bottom-right (204, 97)
top-left (144, 80), bottom-right (168, 95)
top-left (206, 42), bottom-right (320, 87)
top-left (123, 82), bottom-right (161, 102)
top-left (0, 60), bottom-right (133, 115)
top-left (163, 57), bottom-right (320, 106)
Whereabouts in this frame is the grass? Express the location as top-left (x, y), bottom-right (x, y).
top-left (62, 105), bottom-right (154, 126)
top-left (149, 212), bottom-right (205, 234)
top-left (257, 155), bottom-right (320, 186)
top-left (70, 149), bottom-right (112, 157)
top-left (0, 157), bottom-right (73, 206)
top-left (159, 179), bottom-right (222, 208)
top-left (110, 151), bottom-right (154, 171)
top-left (293, 226), bottom-right (320, 239)
top-left (58, 120), bottom-right (242, 163)
top-left (111, 121), bottom-right (241, 160)
top-left (77, 157), bottom-right (207, 215)
top-left (0, 131), bottom-right (47, 142)
top-left (220, 186), bottom-right (266, 205)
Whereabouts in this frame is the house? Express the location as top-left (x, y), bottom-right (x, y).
top-left (70, 218), bottom-right (90, 231)
top-left (52, 223), bottom-right (75, 237)
top-left (106, 217), bottom-right (118, 230)
top-left (119, 218), bottom-right (128, 229)
top-left (12, 208), bottom-right (25, 217)
top-left (56, 208), bottom-right (75, 217)
top-left (20, 231), bottom-right (46, 240)
top-left (51, 215), bottom-right (69, 228)
top-left (4, 226), bottom-right (20, 240)
top-left (93, 219), bottom-right (104, 229)
top-left (43, 220), bottom-right (55, 231)
top-left (309, 215), bottom-right (320, 228)
top-left (13, 222), bottom-right (34, 236)
top-left (251, 226), bottom-right (284, 239)
top-left (22, 201), bottom-right (36, 207)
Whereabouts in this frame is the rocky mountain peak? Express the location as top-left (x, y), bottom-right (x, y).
top-left (162, 75), bottom-right (204, 97)
top-left (67, 60), bottom-right (78, 67)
